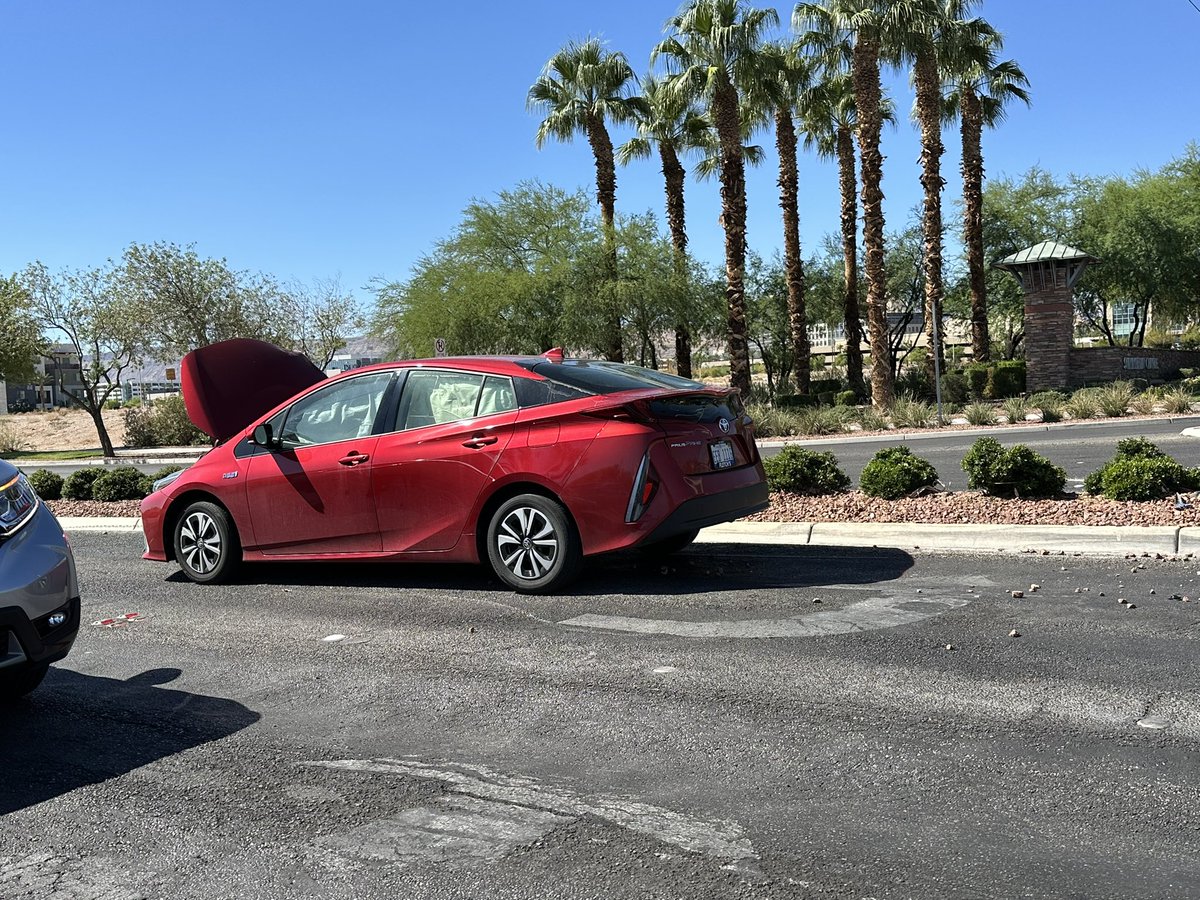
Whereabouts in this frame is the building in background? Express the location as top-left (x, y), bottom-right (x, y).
top-left (2, 346), bottom-right (84, 412)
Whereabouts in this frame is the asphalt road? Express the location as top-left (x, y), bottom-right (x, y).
top-left (3, 533), bottom-right (1199, 899)
top-left (764, 415), bottom-right (1200, 490)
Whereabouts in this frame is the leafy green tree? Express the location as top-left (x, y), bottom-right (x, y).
top-left (528, 38), bottom-right (646, 362)
top-left (282, 276), bottom-right (364, 369)
top-left (743, 253), bottom-right (796, 396)
top-left (654, 0), bottom-right (780, 397)
top-left (617, 74), bottom-right (713, 377)
top-left (0, 275), bottom-right (43, 383)
top-left (22, 263), bottom-right (144, 456)
top-left (118, 241), bottom-right (291, 360)
top-left (372, 183), bottom-right (595, 357)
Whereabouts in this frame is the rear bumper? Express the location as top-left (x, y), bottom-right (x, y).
top-left (638, 479), bottom-right (769, 546)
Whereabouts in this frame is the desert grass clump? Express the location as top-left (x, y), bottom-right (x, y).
top-left (1065, 390), bottom-right (1099, 420)
top-left (1160, 387), bottom-right (1195, 415)
top-left (889, 395), bottom-right (937, 429)
top-left (1095, 381), bottom-right (1135, 418)
top-left (963, 402), bottom-right (997, 426)
top-left (1001, 396), bottom-right (1029, 424)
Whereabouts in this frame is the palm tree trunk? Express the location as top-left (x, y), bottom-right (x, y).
top-left (713, 82), bottom-right (752, 397)
top-left (585, 116), bottom-right (624, 363)
top-left (836, 125), bottom-right (865, 397)
top-left (915, 48), bottom-right (946, 390)
top-left (775, 107), bottom-right (810, 395)
top-left (960, 89), bottom-right (989, 362)
top-left (660, 143), bottom-right (693, 379)
top-left (852, 37), bottom-right (893, 409)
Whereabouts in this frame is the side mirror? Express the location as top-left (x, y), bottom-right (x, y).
top-left (252, 423), bottom-right (276, 448)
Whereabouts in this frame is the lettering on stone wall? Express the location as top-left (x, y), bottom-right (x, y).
top-left (1123, 357), bottom-right (1159, 370)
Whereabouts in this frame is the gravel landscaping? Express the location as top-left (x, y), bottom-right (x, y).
top-left (49, 491), bottom-right (1200, 528)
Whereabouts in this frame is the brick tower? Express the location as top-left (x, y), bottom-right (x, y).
top-left (994, 241), bottom-right (1098, 392)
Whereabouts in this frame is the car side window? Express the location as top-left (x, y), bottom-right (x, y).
top-left (397, 371), bottom-right (518, 430)
top-left (278, 372), bottom-right (393, 448)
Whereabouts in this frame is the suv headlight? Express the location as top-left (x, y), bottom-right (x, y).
top-left (0, 473), bottom-right (40, 537)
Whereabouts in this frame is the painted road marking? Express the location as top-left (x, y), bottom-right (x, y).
top-left (559, 592), bottom-right (972, 639)
top-left (304, 757), bottom-right (759, 874)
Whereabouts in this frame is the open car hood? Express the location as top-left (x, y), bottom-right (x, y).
top-left (181, 339), bottom-right (326, 442)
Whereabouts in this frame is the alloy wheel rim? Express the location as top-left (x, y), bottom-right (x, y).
top-left (496, 506), bottom-right (558, 580)
top-left (180, 511), bottom-right (221, 575)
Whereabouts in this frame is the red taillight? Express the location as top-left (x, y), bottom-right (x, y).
top-left (626, 454), bottom-right (659, 523)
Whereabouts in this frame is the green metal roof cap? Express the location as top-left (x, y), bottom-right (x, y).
top-left (995, 240), bottom-right (1098, 269)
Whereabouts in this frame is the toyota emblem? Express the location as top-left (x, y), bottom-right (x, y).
top-left (718, 417), bottom-right (730, 434)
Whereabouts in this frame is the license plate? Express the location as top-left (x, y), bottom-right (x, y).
top-left (709, 441), bottom-right (735, 469)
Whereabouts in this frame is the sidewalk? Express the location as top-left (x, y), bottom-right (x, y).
top-left (58, 516), bottom-right (1200, 558)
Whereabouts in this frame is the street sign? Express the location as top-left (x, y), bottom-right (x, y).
top-left (434, 338), bottom-right (448, 358)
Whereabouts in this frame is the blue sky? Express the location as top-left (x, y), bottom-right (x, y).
top-left (1, 1), bottom-right (1197, 310)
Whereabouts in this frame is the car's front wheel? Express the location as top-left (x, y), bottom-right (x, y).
top-left (174, 501), bottom-right (240, 584)
top-left (0, 663), bottom-right (49, 703)
top-left (486, 494), bottom-right (581, 593)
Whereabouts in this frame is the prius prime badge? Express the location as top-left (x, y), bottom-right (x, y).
top-left (718, 417), bottom-right (730, 434)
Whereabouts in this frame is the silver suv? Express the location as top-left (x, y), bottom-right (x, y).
top-left (0, 459), bottom-right (80, 701)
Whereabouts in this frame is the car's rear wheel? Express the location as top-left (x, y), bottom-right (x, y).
top-left (0, 663), bottom-right (49, 703)
top-left (638, 528), bottom-right (700, 557)
top-left (486, 494), bottom-right (581, 593)
top-left (174, 501), bottom-right (240, 584)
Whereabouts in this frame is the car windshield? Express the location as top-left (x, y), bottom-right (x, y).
top-left (520, 360), bottom-right (705, 395)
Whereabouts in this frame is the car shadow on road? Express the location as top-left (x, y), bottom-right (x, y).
top-left (0, 667), bottom-right (260, 816)
top-left (164, 543), bottom-right (914, 598)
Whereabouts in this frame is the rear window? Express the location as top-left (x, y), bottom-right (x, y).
top-left (648, 394), bottom-right (742, 423)
top-left (520, 360), bottom-right (705, 395)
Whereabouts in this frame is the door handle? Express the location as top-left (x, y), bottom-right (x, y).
top-left (338, 452), bottom-right (370, 466)
top-left (462, 435), bottom-right (499, 449)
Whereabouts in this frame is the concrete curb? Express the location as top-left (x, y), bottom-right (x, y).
top-left (59, 515), bottom-right (1199, 557)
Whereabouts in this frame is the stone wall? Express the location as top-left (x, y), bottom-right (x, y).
top-left (1023, 276), bottom-right (1075, 392)
top-left (1066, 347), bottom-right (1200, 388)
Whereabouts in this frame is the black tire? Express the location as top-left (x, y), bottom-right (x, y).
top-left (637, 528), bottom-right (700, 557)
top-left (173, 501), bottom-right (240, 584)
top-left (486, 493), bottom-right (581, 593)
top-left (0, 663), bottom-right (49, 703)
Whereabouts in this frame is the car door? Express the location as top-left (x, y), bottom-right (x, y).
top-left (372, 370), bottom-right (518, 552)
top-left (244, 371), bottom-right (395, 555)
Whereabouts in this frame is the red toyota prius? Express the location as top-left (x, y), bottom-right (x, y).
top-left (140, 340), bottom-right (768, 593)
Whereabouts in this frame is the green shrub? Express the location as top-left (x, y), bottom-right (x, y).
top-left (122, 406), bottom-right (157, 448)
top-left (860, 447), bottom-right (939, 500)
top-left (834, 390), bottom-right (858, 407)
top-left (27, 469), bottom-right (63, 500)
top-left (939, 372), bottom-right (969, 405)
top-left (895, 367), bottom-right (933, 400)
top-left (963, 402), bottom-right (996, 426)
top-left (1090, 456), bottom-right (1195, 501)
top-left (62, 468), bottom-right (105, 501)
top-left (1084, 438), bottom-right (1195, 500)
top-left (148, 396), bottom-right (207, 446)
top-left (987, 360), bottom-right (1026, 399)
top-left (776, 393), bottom-right (820, 409)
top-left (763, 446), bottom-right (850, 495)
top-left (961, 437), bottom-right (1066, 498)
top-left (1144, 328), bottom-right (1175, 349)
top-left (91, 466), bottom-right (151, 502)
top-left (963, 364), bottom-right (990, 400)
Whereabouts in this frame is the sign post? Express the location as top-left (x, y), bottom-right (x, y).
top-left (434, 338), bottom-right (448, 358)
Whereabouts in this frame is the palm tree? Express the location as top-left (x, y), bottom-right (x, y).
top-left (616, 75), bottom-right (712, 378)
top-left (528, 38), bottom-right (646, 362)
top-left (746, 41), bottom-right (816, 395)
top-left (888, 0), bottom-right (993, 386)
top-left (795, 0), bottom-right (897, 409)
top-left (944, 31), bottom-right (1031, 362)
top-left (799, 71), bottom-right (865, 396)
top-left (654, 0), bottom-right (780, 397)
